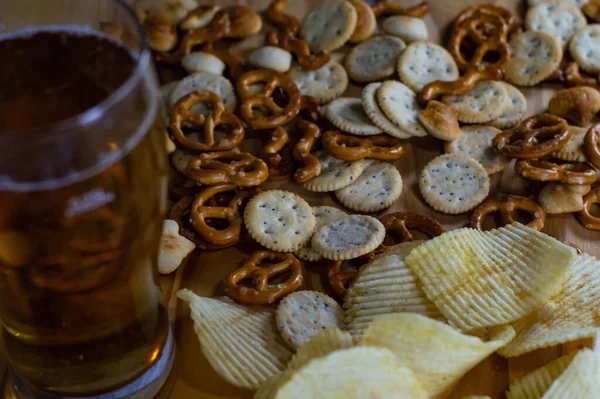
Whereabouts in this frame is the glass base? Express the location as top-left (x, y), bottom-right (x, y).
top-left (3, 329), bottom-right (175, 399)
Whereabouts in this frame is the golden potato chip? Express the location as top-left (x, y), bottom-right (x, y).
top-left (177, 289), bottom-right (293, 389)
top-left (344, 241), bottom-right (445, 339)
top-left (500, 253), bottom-right (600, 357)
top-left (406, 223), bottom-right (576, 332)
top-left (361, 313), bottom-right (515, 398)
top-left (274, 347), bottom-right (427, 399)
top-left (254, 371), bottom-right (294, 399)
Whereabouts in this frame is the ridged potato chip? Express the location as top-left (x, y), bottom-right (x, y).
top-left (177, 289), bottom-right (293, 389)
top-left (361, 313), bottom-right (515, 398)
top-left (500, 253), bottom-right (600, 357)
top-left (406, 223), bottom-right (576, 332)
top-left (274, 347), bottom-right (427, 399)
top-left (344, 241), bottom-right (445, 339)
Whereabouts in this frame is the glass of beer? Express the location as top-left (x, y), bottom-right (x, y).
top-left (0, 0), bottom-right (173, 397)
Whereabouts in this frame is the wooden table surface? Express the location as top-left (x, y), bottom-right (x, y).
top-left (157, 0), bottom-right (600, 398)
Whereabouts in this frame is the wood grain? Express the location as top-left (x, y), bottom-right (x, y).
top-left (157, 0), bottom-right (600, 398)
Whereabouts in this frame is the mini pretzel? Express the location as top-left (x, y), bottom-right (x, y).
top-left (200, 43), bottom-right (245, 80)
top-left (327, 260), bottom-right (359, 298)
top-left (470, 195), bottom-right (546, 231)
top-left (257, 126), bottom-right (294, 180)
top-left (293, 119), bottom-right (322, 183)
top-left (418, 68), bottom-right (502, 104)
top-left (564, 61), bottom-right (600, 90)
top-left (236, 68), bottom-right (302, 129)
top-left (266, 30), bottom-right (331, 71)
top-left (224, 251), bottom-right (303, 305)
top-left (577, 187), bottom-right (600, 230)
top-left (170, 91), bottom-right (244, 152)
top-left (372, 1), bottom-right (429, 18)
top-left (585, 123), bottom-right (600, 169)
top-left (186, 151), bottom-right (269, 187)
top-left (300, 95), bottom-right (321, 122)
top-left (321, 131), bottom-right (404, 161)
top-left (453, 4), bottom-right (519, 35)
top-left (266, 0), bottom-right (300, 35)
top-left (515, 160), bottom-right (597, 185)
top-left (492, 114), bottom-right (571, 159)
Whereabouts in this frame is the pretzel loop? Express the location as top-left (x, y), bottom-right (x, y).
top-left (419, 69), bottom-right (501, 104)
top-left (185, 151), bottom-right (269, 187)
top-left (327, 260), bottom-right (360, 298)
top-left (322, 131), bottom-right (404, 161)
top-left (266, 0), bottom-right (300, 35)
top-left (190, 184), bottom-right (243, 245)
top-left (258, 127), bottom-right (294, 180)
top-left (515, 160), bottom-right (597, 185)
top-left (584, 123), bottom-right (600, 169)
top-left (576, 187), bottom-right (600, 231)
top-left (224, 251), bottom-right (303, 304)
top-left (470, 195), bottom-right (546, 231)
top-left (293, 119), bottom-right (322, 183)
top-left (372, 1), bottom-right (430, 17)
top-left (266, 30), bottom-right (331, 71)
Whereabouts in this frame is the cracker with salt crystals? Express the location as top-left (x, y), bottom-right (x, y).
top-left (539, 183), bottom-right (591, 214)
top-left (300, 0), bottom-right (357, 52)
top-left (274, 347), bottom-right (427, 399)
top-left (526, 0), bottom-right (587, 47)
top-left (181, 52), bottom-right (226, 75)
top-left (303, 151), bottom-right (366, 192)
top-left (324, 98), bottom-right (382, 136)
top-left (170, 72), bottom-right (236, 115)
top-left (377, 80), bottom-right (427, 137)
top-left (311, 215), bottom-right (385, 260)
top-left (499, 253), bottom-right (600, 357)
top-left (288, 61), bottom-right (348, 104)
top-left (445, 125), bottom-right (510, 174)
top-left (244, 190), bottom-right (316, 252)
top-left (505, 31), bottom-right (563, 86)
top-left (295, 206), bottom-right (347, 262)
top-left (248, 46), bottom-right (292, 73)
top-left (419, 154), bottom-right (490, 214)
top-left (382, 16), bottom-right (428, 43)
top-left (158, 219), bottom-right (196, 274)
top-left (552, 126), bottom-right (588, 162)
top-left (177, 290), bottom-right (293, 390)
top-left (405, 223), bottom-right (577, 332)
top-left (397, 42), bottom-right (459, 92)
top-left (335, 161), bottom-right (403, 212)
top-left (344, 242), bottom-right (445, 339)
top-left (276, 291), bottom-right (345, 350)
top-left (361, 83), bottom-right (412, 139)
top-left (570, 24), bottom-right (600, 74)
top-left (489, 82), bottom-right (528, 129)
top-left (362, 313), bottom-right (515, 399)
top-left (442, 80), bottom-right (508, 123)
top-left (344, 35), bottom-right (407, 83)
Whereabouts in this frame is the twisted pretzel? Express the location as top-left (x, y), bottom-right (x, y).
top-left (300, 95), bottom-right (321, 122)
top-left (327, 260), bottom-right (360, 298)
top-left (293, 119), bottom-right (322, 183)
top-left (224, 251), bottom-right (303, 304)
top-left (453, 4), bottom-right (519, 36)
top-left (564, 61), bottom-right (600, 90)
top-left (236, 68), bottom-right (302, 129)
top-left (492, 114), bottom-right (571, 159)
top-left (515, 160), bottom-right (597, 185)
top-left (186, 151), bottom-right (269, 187)
top-left (322, 131), bottom-right (404, 161)
top-left (266, 30), bottom-right (330, 71)
top-left (170, 91), bottom-right (244, 152)
top-left (576, 187), bottom-right (600, 230)
top-left (585, 124), bottom-right (600, 169)
top-left (257, 127), bottom-right (294, 180)
top-left (470, 195), bottom-right (546, 231)
top-left (200, 43), bottom-right (245, 80)
top-left (372, 1), bottom-right (429, 18)
top-left (265, 0), bottom-right (299, 35)
top-left (418, 69), bottom-right (502, 104)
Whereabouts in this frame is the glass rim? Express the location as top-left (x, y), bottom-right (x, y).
top-left (0, 0), bottom-right (152, 144)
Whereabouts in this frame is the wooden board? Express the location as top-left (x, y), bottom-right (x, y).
top-left (159, 0), bottom-right (600, 398)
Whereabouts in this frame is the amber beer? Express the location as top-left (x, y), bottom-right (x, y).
top-left (0, 27), bottom-right (171, 397)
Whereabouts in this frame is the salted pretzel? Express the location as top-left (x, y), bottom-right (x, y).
top-left (170, 91), bottom-right (244, 152)
top-left (453, 4), bottom-right (519, 35)
top-left (515, 160), bottom-right (597, 185)
top-left (186, 151), bottom-right (269, 187)
top-left (564, 61), bottom-right (600, 89)
top-left (419, 69), bottom-right (503, 104)
top-left (224, 251), bottom-right (303, 304)
top-left (266, 30), bottom-right (331, 71)
top-left (470, 195), bottom-right (546, 231)
top-left (265, 0), bottom-right (300, 35)
top-left (236, 68), bottom-right (302, 129)
top-left (576, 187), bottom-right (600, 231)
top-left (256, 126), bottom-right (294, 180)
top-left (300, 95), bottom-right (321, 122)
top-left (293, 119), bottom-right (322, 183)
top-left (321, 131), bottom-right (404, 161)
top-left (585, 124), bottom-right (600, 169)
top-left (492, 114), bottom-right (571, 159)
top-left (327, 260), bottom-right (360, 298)
top-left (372, 1), bottom-right (429, 18)
top-left (200, 43), bottom-right (245, 80)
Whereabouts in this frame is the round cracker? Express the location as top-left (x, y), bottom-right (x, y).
top-left (335, 161), bottom-right (403, 212)
top-left (489, 82), bottom-right (528, 129)
top-left (276, 291), bottom-right (344, 350)
top-left (288, 61), bottom-right (348, 104)
top-left (552, 125), bottom-right (588, 162)
top-left (569, 24), bottom-right (600, 74)
top-left (505, 31), bottom-right (563, 86)
top-left (311, 215), bottom-right (386, 260)
top-left (244, 190), bottom-right (316, 252)
top-left (382, 16), bottom-right (428, 43)
top-left (344, 35), bottom-right (407, 83)
top-left (348, 0), bottom-right (377, 43)
top-left (526, 0), bottom-right (587, 47)
top-left (303, 151), bottom-right (366, 192)
top-left (445, 125), bottom-right (510, 174)
top-left (170, 72), bottom-right (237, 115)
top-left (295, 206), bottom-right (348, 262)
top-left (419, 154), bottom-right (490, 214)
top-left (528, 0), bottom-right (588, 6)
top-left (397, 42), bottom-right (459, 92)
top-left (324, 98), bottom-right (382, 136)
top-left (300, 0), bottom-right (357, 52)
top-left (248, 46), bottom-right (292, 73)
top-left (361, 83), bottom-right (412, 139)
top-left (441, 80), bottom-right (508, 123)
top-left (376, 80), bottom-right (428, 137)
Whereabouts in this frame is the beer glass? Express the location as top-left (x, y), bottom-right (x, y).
top-left (0, 0), bottom-right (173, 397)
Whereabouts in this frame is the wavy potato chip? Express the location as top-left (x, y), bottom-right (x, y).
top-left (344, 241), bottom-right (444, 339)
top-left (274, 347), bottom-right (427, 399)
top-left (361, 313), bottom-right (515, 398)
top-left (177, 289), bottom-right (293, 389)
top-left (406, 223), bottom-right (576, 332)
top-left (500, 253), bottom-right (600, 357)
